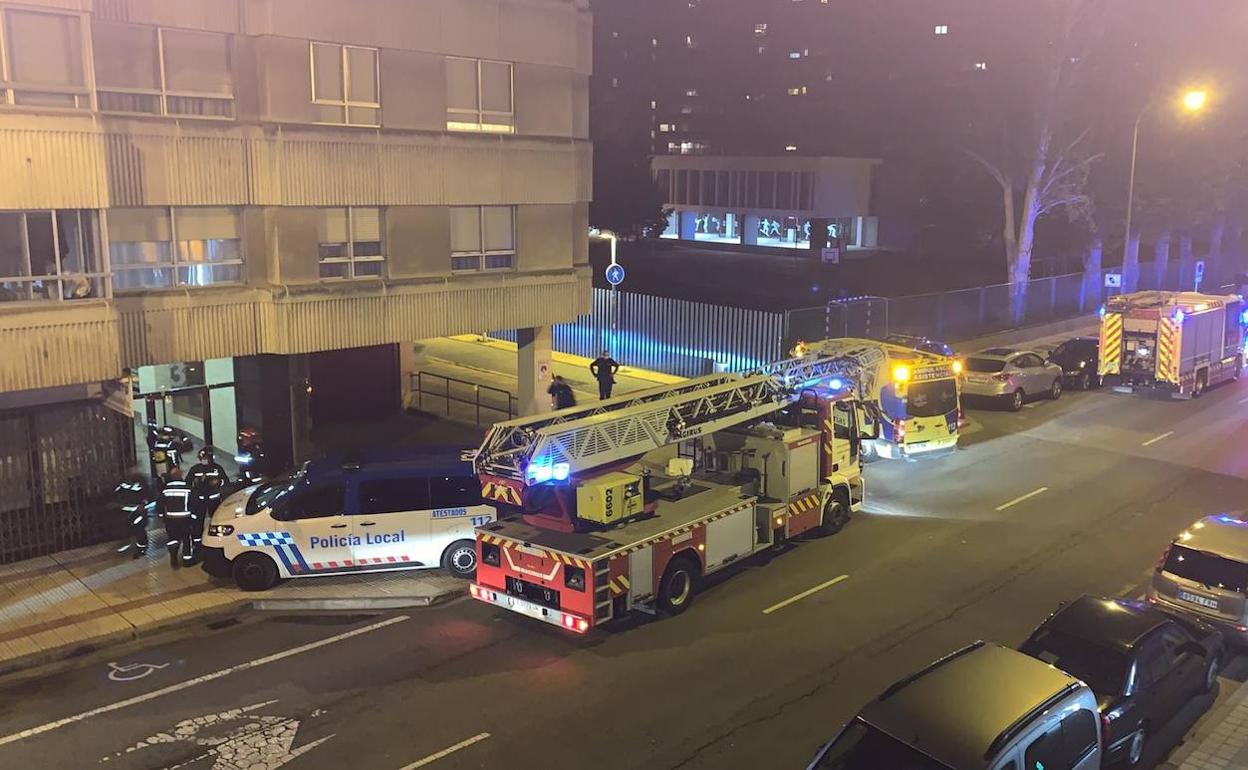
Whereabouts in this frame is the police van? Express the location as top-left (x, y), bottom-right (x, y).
top-left (201, 448), bottom-right (495, 590)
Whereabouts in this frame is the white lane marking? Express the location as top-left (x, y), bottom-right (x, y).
top-left (1238, 396), bottom-right (1248, 405)
top-left (995, 486), bottom-right (1050, 511)
top-left (1142, 430), bottom-right (1174, 447)
top-left (0, 615), bottom-right (409, 747)
top-left (398, 732), bottom-right (492, 769)
top-left (762, 574), bottom-right (850, 615)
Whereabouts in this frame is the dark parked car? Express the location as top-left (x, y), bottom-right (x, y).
top-left (1020, 595), bottom-right (1223, 767)
top-left (885, 334), bottom-right (955, 357)
top-left (1048, 337), bottom-right (1101, 390)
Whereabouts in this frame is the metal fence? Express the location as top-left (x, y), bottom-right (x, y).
top-left (495, 288), bottom-right (785, 377)
top-left (784, 259), bottom-right (1208, 352)
top-left (409, 372), bottom-right (516, 427)
top-left (0, 400), bottom-right (135, 563)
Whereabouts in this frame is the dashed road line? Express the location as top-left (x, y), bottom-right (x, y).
top-left (995, 486), bottom-right (1049, 511)
top-left (398, 733), bottom-right (491, 769)
top-left (0, 615), bottom-right (410, 747)
top-left (762, 574), bottom-right (849, 615)
top-left (1142, 430), bottom-right (1175, 447)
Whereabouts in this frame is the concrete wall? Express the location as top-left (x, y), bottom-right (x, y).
top-left (516, 204), bottom-right (577, 272)
top-left (387, 206), bottom-right (452, 277)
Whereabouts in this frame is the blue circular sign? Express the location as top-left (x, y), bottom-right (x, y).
top-left (605, 263), bottom-right (626, 286)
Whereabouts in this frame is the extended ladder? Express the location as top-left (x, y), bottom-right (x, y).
top-left (475, 355), bottom-right (862, 484)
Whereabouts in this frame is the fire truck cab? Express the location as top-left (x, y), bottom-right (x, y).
top-left (469, 358), bottom-right (874, 633)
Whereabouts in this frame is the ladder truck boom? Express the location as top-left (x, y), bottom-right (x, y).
top-left (474, 354), bottom-right (865, 487)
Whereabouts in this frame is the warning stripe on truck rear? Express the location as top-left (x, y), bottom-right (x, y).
top-left (1157, 317), bottom-right (1180, 383)
top-left (1100, 313), bottom-right (1123, 375)
top-left (479, 533), bottom-right (589, 569)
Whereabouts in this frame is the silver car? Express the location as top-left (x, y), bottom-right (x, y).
top-left (1148, 514), bottom-right (1248, 647)
top-left (961, 348), bottom-right (1064, 411)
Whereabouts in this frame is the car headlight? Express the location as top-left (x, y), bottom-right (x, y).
top-left (564, 565), bottom-right (586, 591)
top-left (208, 524), bottom-right (234, 537)
top-left (482, 542), bottom-right (501, 567)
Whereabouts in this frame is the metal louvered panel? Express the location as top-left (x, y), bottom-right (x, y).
top-left (116, 290), bottom-right (274, 368)
top-left (103, 131), bottom-right (250, 207)
top-left (0, 304), bottom-right (122, 391)
top-left (0, 124), bottom-right (106, 210)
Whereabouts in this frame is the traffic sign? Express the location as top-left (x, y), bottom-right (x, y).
top-left (1104, 273), bottom-right (1122, 288)
top-left (1195, 260), bottom-right (1205, 278)
top-left (605, 263), bottom-right (625, 286)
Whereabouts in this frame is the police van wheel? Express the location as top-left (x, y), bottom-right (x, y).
top-left (657, 556), bottom-right (698, 615)
top-left (233, 552), bottom-right (278, 591)
top-left (442, 540), bottom-right (478, 579)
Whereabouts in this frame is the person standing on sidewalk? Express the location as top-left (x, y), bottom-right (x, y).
top-left (589, 350), bottom-right (620, 400)
top-left (156, 466), bottom-right (195, 568)
top-left (114, 475), bottom-right (152, 559)
top-left (186, 447), bottom-right (229, 564)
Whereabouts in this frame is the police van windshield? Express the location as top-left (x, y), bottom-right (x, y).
top-left (247, 469), bottom-right (306, 515)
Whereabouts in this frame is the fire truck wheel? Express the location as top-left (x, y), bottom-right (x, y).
top-left (442, 539), bottom-right (478, 579)
top-left (819, 493), bottom-right (850, 536)
top-left (658, 556), bottom-right (698, 615)
top-left (1008, 389), bottom-right (1025, 412)
top-left (233, 552), bottom-right (279, 591)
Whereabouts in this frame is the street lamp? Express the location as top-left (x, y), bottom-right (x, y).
top-left (589, 228), bottom-right (620, 349)
top-left (1122, 89), bottom-right (1210, 284)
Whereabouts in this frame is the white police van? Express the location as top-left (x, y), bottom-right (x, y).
top-left (201, 448), bottom-right (495, 590)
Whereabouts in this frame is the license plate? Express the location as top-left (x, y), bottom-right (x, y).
top-left (505, 594), bottom-right (553, 621)
top-left (1178, 590), bottom-right (1219, 610)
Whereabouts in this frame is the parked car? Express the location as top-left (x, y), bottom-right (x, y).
top-left (1148, 514), bottom-right (1248, 647)
top-left (884, 334), bottom-right (955, 358)
top-left (1048, 337), bottom-right (1102, 390)
top-left (1021, 595), bottom-right (1223, 767)
top-left (806, 641), bottom-right (1101, 770)
top-left (960, 348), bottom-right (1065, 411)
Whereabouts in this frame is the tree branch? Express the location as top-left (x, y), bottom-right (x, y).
top-left (962, 148), bottom-right (1011, 191)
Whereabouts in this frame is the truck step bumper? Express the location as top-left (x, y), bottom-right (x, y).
top-left (469, 583), bottom-right (590, 633)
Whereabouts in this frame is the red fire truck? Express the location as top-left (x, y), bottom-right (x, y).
top-left (468, 351), bottom-right (892, 633)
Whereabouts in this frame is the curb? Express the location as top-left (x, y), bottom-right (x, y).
top-left (250, 586), bottom-right (464, 612)
top-left (0, 601), bottom-right (249, 680)
top-left (1161, 679), bottom-right (1248, 769)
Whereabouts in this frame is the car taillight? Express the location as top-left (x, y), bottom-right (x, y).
top-left (561, 613), bottom-right (589, 633)
top-left (469, 584), bottom-right (482, 599)
top-left (895, 419), bottom-right (906, 439)
top-left (992, 372), bottom-right (1011, 382)
top-left (1155, 544), bottom-right (1173, 573)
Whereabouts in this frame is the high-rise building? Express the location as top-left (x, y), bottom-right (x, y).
top-left (0, 0), bottom-right (591, 562)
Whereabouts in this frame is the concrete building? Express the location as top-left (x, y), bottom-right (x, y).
top-left (0, 0), bottom-right (592, 561)
top-left (652, 155), bottom-right (879, 253)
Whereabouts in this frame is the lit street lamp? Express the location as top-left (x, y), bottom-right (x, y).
top-left (1122, 90), bottom-right (1209, 285)
top-left (590, 228), bottom-right (620, 349)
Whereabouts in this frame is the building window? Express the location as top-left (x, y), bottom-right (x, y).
top-left (788, 86), bottom-right (807, 96)
top-left (94, 24), bottom-right (234, 118)
top-left (0, 210), bottom-right (102, 302)
top-left (685, 88), bottom-right (698, 97)
top-left (934, 24), bottom-right (949, 35)
top-left (317, 208), bottom-right (384, 279)
top-left (789, 51), bottom-right (802, 60)
top-left (0, 9), bottom-right (89, 109)
top-left (446, 57), bottom-right (513, 133)
top-left (450, 206), bottom-right (515, 272)
top-left (310, 42), bottom-right (379, 126)
top-left (109, 207), bottom-right (243, 290)
top-left (974, 61), bottom-right (988, 71)
top-left (754, 23), bottom-right (767, 36)
top-left (611, 77), bottom-right (620, 88)
top-left (785, 144), bottom-right (798, 152)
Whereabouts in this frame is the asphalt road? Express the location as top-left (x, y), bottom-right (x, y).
top-left (4, 377), bottom-right (1248, 770)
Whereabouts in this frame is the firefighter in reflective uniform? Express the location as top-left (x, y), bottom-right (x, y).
top-left (186, 447), bottom-right (229, 561)
top-left (114, 475), bottom-right (152, 559)
top-left (235, 427), bottom-right (274, 483)
top-left (150, 426), bottom-right (190, 480)
top-left (156, 467), bottom-right (195, 568)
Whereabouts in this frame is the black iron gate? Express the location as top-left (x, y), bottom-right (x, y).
top-left (0, 400), bottom-right (135, 564)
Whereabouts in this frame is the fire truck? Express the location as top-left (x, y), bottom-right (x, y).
top-left (1099, 291), bottom-right (1246, 397)
top-left (468, 351), bottom-right (879, 633)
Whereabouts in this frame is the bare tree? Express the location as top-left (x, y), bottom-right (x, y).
top-left (964, 0), bottom-right (1104, 322)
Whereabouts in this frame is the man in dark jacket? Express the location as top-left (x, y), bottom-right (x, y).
top-left (589, 350), bottom-right (620, 400)
top-left (156, 467), bottom-right (194, 568)
top-left (547, 375), bottom-right (576, 410)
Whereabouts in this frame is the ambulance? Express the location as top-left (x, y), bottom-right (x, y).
top-left (200, 447), bottom-right (496, 590)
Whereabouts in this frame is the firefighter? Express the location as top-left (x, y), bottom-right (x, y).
top-left (236, 427), bottom-right (273, 483)
top-left (114, 475), bottom-right (152, 559)
top-left (186, 446), bottom-right (229, 560)
top-left (589, 350), bottom-right (620, 400)
top-left (156, 466), bottom-right (195, 568)
top-left (149, 425), bottom-right (190, 480)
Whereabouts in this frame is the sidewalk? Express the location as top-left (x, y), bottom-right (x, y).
top-left (0, 537), bottom-right (463, 676)
top-left (1164, 680), bottom-right (1248, 770)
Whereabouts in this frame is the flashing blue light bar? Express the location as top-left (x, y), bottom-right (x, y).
top-left (526, 464), bottom-right (553, 483)
top-left (828, 378), bottom-right (845, 390)
top-left (1097, 305), bottom-right (1107, 318)
top-left (1239, 309), bottom-right (1248, 325)
top-left (1173, 309), bottom-right (1185, 324)
top-left (553, 463), bottom-right (570, 481)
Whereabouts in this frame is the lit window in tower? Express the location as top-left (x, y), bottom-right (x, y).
top-left (934, 25), bottom-right (949, 35)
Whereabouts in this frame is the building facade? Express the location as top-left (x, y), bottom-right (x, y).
top-left (652, 155), bottom-right (879, 252)
top-left (0, 0), bottom-right (592, 561)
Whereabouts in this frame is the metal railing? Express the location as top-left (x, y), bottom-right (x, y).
top-left (409, 371), bottom-right (516, 427)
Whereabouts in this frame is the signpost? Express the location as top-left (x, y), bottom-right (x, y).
top-left (1104, 273), bottom-right (1122, 288)
top-left (1194, 260), bottom-right (1205, 292)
